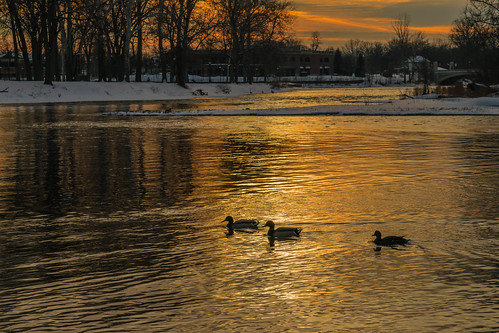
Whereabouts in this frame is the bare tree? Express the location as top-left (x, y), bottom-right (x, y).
top-left (122, 0), bottom-right (133, 82)
top-left (43, 0), bottom-right (59, 85)
top-left (212, 0), bottom-right (293, 83)
top-left (391, 14), bottom-right (411, 83)
top-left (0, 0), bottom-right (293, 84)
top-left (451, 0), bottom-right (499, 83)
top-left (158, 0), bottom-right (216, 87)
top-left (86, 0), bottom-right (111, 81)
top-left (392, 14), bottom-right (410, 45)
top-left (342, 39), bottom-right (369, 75)
top-left (468, 0), bottom-right (499, 30)
top-left (363, 42), bottom-right (386, 75)
top-left (1, 0), bottom-right (61, 83)
top-left (156, 0), bottom-right (168, 82)
top-left (310, 31), bottom-right (321, 51)
top-left (134, 0), bottom-right (148, 82)
top-left (4, 0), bottom-right (33, 80)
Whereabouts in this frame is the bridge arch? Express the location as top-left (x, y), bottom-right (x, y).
top-left (434, 70), bottom-right (477, 85)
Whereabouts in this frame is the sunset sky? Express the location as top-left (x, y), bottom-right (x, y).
top-left (292, 0), bottom-right (469, 48)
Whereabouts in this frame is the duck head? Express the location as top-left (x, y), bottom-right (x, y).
top-left (264, 221), bottom-right (275, 229)
top-left (264, 221), bottom-right (275, 237)
top-left (372, 230), bottom-right (381, 240)
top-left (223, 216), bottom-right (234, 224)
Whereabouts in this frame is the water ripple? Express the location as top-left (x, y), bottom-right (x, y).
top-left (1, 106), bottom-right (498, 331)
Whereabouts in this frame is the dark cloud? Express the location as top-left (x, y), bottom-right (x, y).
top-left (378, 0), bottom-right (467, 26)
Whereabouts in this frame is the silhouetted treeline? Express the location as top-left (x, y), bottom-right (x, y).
top-left (324, 1), bottom-right (498, 85)
top-left (0, 0), bottom-right (293, 85)
top-left (450, 0), bottom-right (499, 84)
top-left (0, 0), bottom-right (497, 85)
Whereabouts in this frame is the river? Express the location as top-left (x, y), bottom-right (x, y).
top-left (0, 88), bottom-right (498, 331)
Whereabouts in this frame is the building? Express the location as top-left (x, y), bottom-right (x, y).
top-left (185, 49), bottom-right (335, 80)
top-left (277, 51), bottom-right (333, 77)
top-left (0, 53), bottom-right (22, 80)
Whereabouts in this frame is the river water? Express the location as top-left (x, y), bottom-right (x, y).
top-left (0, 88), bottom-right (498, 332)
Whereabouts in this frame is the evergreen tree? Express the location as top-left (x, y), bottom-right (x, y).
top-left (355, 53), bottom-right (365, 77)
top-left (333, 49), bottom-right (343, 75)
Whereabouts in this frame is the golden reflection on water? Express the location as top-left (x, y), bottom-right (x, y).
top-left (0, 105), bottom-right (498, 331)
top-left (189, 116), bottom-right (486, 226)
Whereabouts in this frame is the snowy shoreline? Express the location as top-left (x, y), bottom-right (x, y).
top-left (0, 81), bottom-right (498, 115)
top-left (0, 81), bottom-right (275, 105)
top-left (106, 98), bottom-right (499, 116)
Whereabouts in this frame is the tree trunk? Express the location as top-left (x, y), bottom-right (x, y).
top-left (8, 6), bottom-right (21, 80)
top-left (176, 46), bottom-right (187, 87)
top-left (135, 0), bottom-right (143, 82)
top-left (60, 0), bottom-right (75, 81)
top-left (123, 0), bottom-right (133, 82)
top-left (135, 32), bottom-right (143, 82)
top-left (158, 0), bottom-right (167, 82)
top-left (31, 34), bottom-right (44, 81)
top-left (8, 2), bottom-right (32, 80)
top-left (49, 0), bottom-right (59, 81)
top-left (175, 0), bottom-right (187, 87)
top-left (65, 0), bottom-right (75, 80)
top-left (97, 0), bottom-right (106, 81)
top-left (41, 0), bottom-right (53, 85)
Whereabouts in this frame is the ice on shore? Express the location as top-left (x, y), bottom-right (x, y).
top-left (0, 81), bottom-right (497, 116)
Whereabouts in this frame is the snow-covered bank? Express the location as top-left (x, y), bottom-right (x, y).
top-left (0, 81), bottom-right (498, 115)
top-left (106, 96), bottom-right (499, 116)
top-left (0, 81), bottom-right (273, 105)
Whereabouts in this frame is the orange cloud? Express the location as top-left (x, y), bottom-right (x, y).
top-left (409, 26), bottom-right (453, 35)
top-left (292, 10), bottom-right (453, 44)
top-left (292, 10), bottom-right (392, 33)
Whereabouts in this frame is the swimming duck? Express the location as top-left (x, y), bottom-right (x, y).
top-left (223, 216), bottom-right (259, 232)
top-left (372, 230), bottom-right (409, 246)
top-left (264, 221), bottom-right (302, 239)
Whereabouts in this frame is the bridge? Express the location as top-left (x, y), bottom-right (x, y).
top-left (434, 69), bottom-right (477, 85)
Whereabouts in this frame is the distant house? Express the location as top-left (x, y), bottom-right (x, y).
top-left (391, 55), bottom-right (433, 83)
top-left (407, 56), bottom-right (430, 73)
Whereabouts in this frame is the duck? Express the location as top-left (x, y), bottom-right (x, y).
top-left (372, 230), bottom-right (409, 246)
top-left (264, 221), bottom-right (302, 239)
top-left (223, 216), bottom-right (259, 232)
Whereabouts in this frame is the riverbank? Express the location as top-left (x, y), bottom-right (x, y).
top-left (0, 81), bottom-right (497, 115)
top-left (0, 81), bottom-right (275, 105)
top-left (106, 95), bottom-right (499, 116)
